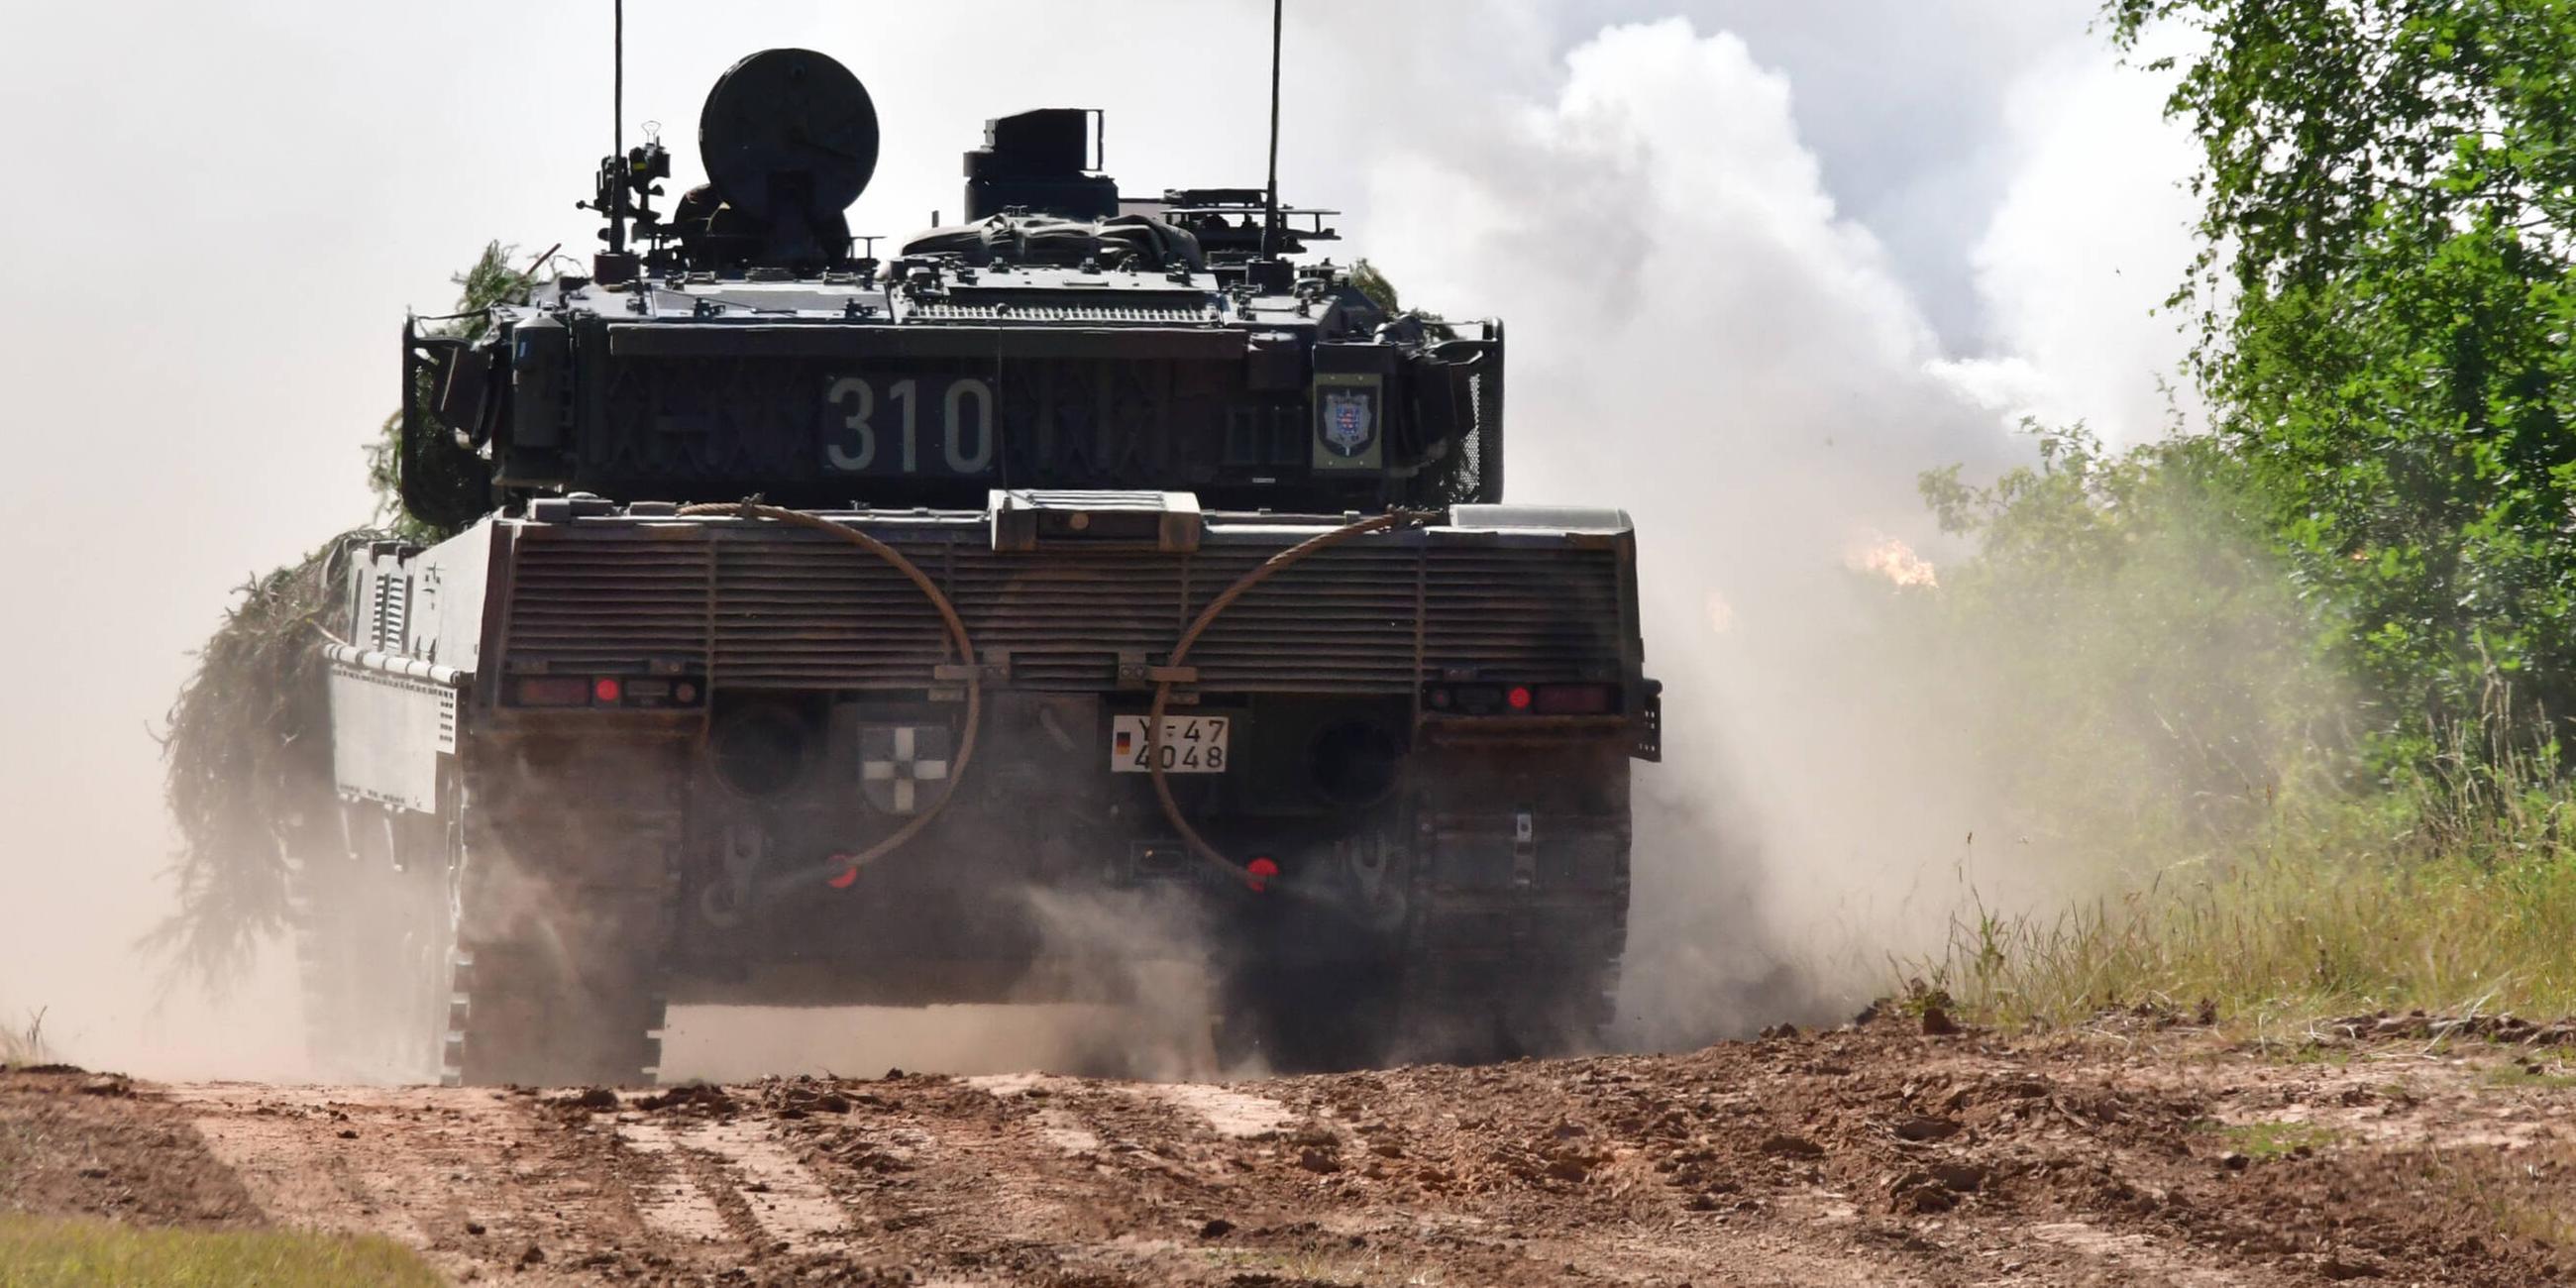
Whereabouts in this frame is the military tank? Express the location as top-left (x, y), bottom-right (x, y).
top-left (314, 47), bottom-right (1659, 1085)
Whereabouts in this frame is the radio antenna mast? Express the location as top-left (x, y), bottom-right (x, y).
top-left (1260, 0), bottom-right (1283, 258)
top-left (614, 0), bottom-right (624, 160)
top-left (607, 0), bottom-right (628, 254)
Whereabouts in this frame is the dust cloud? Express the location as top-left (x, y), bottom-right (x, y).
top-left (0, 4), bottom-right (2204, 1080)
top-left (661, 888), bottom-right (1224, 1084)
top-left (1351, 18), bottom-right (2208, 1046)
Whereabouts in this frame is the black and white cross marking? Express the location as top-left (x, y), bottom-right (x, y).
top-left (859, 724), bottom-right (951, 814)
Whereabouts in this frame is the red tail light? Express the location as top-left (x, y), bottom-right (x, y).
top-left (1244, 856), bottom-right (1280, 893)
top-left (1534, 684), bottom-right (1617, 715)
top-left (506, 675), bottom-right (706, 708)
top-left (1422, 682), bottom-right (1622, 716)
top-left (510, 677), bottom-right (591, 706)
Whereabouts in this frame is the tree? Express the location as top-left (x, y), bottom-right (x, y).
top-left (1920, 423), bottom-right (2344, 833)
top-left (1349, 259), bottom-right (1403, 314)
top-left (2110, 0), bottom-right (2576, 735)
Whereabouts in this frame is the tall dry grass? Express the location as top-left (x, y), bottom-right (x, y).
top-left (0, 1009), bottom-right (46, 1067)
top-left (1912, 716), bottom-right (2576, 1032)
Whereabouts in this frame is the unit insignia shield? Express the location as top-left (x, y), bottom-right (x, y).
top-left (1321, 388), bottom-right (1376, 457)
top-left (859, 724), bottom-right (952, 814)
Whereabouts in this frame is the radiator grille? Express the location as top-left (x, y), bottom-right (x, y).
top-left (905, 300), bottom-right (1212, 324)
top-left (502, 521), bottom-right (1627, 692)
top-left (503, 531), bottom-right (710, 672)
top-left (712, 531), bottom-right (945, 686)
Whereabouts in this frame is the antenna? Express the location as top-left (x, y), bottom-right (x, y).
top-left (608, 0), bottom-right (626, 254)
top-left (614, 0), bottom-right (623, 162)
top-left (1261, 0), bottom-right (1283, 258)
top-left (585, 0), bottom-right (668, 280)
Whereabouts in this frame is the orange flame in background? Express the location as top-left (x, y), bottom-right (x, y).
top-left (1703, 589), bottom-right (1736, 635)
top-left (1846, 530), bottom-right (1939, 590)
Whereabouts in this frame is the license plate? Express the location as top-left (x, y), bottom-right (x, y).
top-left (1110, 715), bottom-right (1231, 774)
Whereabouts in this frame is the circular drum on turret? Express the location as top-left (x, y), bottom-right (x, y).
top-left (688, 48), bottom-right (879, 267)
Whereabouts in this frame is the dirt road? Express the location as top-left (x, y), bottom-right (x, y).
top-left (11, 1009), bottom-right (2576, 1285)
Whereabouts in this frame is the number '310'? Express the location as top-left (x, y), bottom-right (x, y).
top-left (823, 376), bottom-right (995, 474)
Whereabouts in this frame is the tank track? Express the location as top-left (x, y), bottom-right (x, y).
top-left (439, 742), bottom-right (684, 1087)
top-left (443, 932), bottom-right (666, 1087)
top-left (1391, 888), bottom-right (1626, 1065)
top-left (289, 803), bottom-right (456, 1083)
top-left (1388, 800), bottom-right (1631, 1065)
top-left (1212, 826), bottom-right (1629, 1073)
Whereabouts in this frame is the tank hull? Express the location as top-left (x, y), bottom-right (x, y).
top-left (320, 503), bottom-right (1653, 1082)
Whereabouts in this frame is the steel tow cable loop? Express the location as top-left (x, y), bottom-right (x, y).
top-left (670, 501), bottom-right (1435, 901)
top-left (674, 500), bottom-right (982, 902)
top-left (1147, 509), bottom-right (1442, 889)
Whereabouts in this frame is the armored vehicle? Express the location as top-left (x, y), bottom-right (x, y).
top-left (313, 48), bottom-right (1659, 1084)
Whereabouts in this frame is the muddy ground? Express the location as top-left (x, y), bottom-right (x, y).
top-left (10, 1010), bottom-right (2576, 1285)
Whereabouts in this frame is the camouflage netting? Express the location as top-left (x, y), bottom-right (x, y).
top-left (149, 243), bottom-right (526, 989)
top-left (149, 533), bottom-right (379, 988)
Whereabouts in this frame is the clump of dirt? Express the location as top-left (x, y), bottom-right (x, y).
top-left (0, 1066), bottom-right (259, 1228)
top-left (633, 1083), bottom-right (739, 1117)
top-left (2318, 1008), bottom-right (2576, 1047)
top-left (751, 1076), bottom-right (857, 1119)
top-left (540, 1086), bottom-right (623, 1120)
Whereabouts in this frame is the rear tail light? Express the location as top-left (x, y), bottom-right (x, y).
top-left (1421, 683), bottom-right (1622, 716)
top-left (1534, 684), bottom-right (1617, 715)
top-left (507, 675), bottom-right (706, 708)
top-left (510, 677), bottom-right (591, 706)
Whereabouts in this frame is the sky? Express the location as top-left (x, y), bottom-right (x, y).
top-left (0, 1), bottom-right (2203, 1072)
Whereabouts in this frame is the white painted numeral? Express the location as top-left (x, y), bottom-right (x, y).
top-left (888, 378), bottom-right (919, 472)
top-left (823, 376), bottom-right (996, 475)
top-left (945, 377), bottom-right (995, 473)
top-left (825, 376), bottom-right (875, 470)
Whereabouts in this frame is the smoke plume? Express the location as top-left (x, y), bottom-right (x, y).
top-left (1349, 17), bottom-right (2205, 1044)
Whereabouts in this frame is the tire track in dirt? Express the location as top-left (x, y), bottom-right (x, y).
top-left (176, 1082), bottom-right (649, 1283)
top-left (113, 1013), bottom-right (2576, 1284)
top-left (669, 1118), bottom-right (850, 1247)
top-left (608, 1120), bottom-right (736, 1246)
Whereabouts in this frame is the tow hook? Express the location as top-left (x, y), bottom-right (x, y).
top-left (1512, 809), bottom-right (1536, 888)
top-left (700, 823), bottom-right (767, 928)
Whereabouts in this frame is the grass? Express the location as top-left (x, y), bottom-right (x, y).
top-left (2481, 1063), bottom-right (2576, 1091)
top-left (1907, 728), bottom-right (2576, 1033)
top-left (2271, 1042), bottom-right (2355, 1068)
top-left (1, 1009), bottom-right (47, 1067)
top-left (1203, 1243), bottom-right (1448, 1286)
top-left (2204, 1119), bottom-right (2343, 1160)
top-left (2411, 1142), bottom-right (2576, 1248)
top-left (0, 1216), bottom-right (442, 1287)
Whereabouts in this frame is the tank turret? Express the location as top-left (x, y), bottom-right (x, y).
top-left (399, 48), bottom-right (1502, 519)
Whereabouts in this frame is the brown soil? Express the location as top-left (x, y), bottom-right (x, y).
top-left (0, 1064), bottom-right (261, 1228)
top-left (30, 1011), bottom-right (2576, 1284)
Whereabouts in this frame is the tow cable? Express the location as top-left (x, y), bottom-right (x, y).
top-left (676, 500), bottom-right (983, 916)
top-left (1145, 509), bottom-right (1441, 891)
top-left (678, 501), bottom-right (1437, 908)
